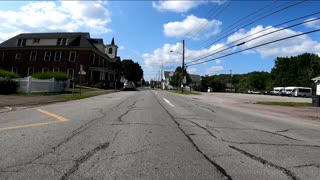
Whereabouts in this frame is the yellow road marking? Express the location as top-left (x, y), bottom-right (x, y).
top-left (0, 122), bottom-right (56, 131)
top-left (37, 109), bottom-right (69, 122)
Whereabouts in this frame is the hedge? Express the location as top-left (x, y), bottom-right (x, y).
top-left (32, 72), bottom-right (69, 81)
top-left (0, 78), bottom-right (19, 94)
top-left (0, 69), bottom-right (19, 78)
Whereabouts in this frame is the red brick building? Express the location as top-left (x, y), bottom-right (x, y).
top-left (0, 32), bottom-right (121, 88)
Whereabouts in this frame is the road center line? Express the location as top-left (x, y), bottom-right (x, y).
top-left (37, 109), bottom-right (69, 122)
top-left (0, 122), bottom-right (56, 131)
top-left (163, 98), bottom-right (175, 108)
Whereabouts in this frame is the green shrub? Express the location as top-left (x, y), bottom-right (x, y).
top-left (94, 82), bottom-right (106, 89)
top-left (32, 72), bottom-right (68, 81)
top-left (0, 69), bottom-right (19, 78)
top-left (0, 79), bottom-right (19, 94)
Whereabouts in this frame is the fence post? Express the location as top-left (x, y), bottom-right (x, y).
top-left (27, 76), bottom-right (32, 93)
top-left (51, 78), bottom-right (55, 92)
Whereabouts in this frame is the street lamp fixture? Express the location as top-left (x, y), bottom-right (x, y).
top-left (169, 40), bottom-right (185, 93)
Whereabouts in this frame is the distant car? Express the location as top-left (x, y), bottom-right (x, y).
top-left (123, 81), bottom-right (136, 91)
top-left (263, 91), bottom-right (270, 95)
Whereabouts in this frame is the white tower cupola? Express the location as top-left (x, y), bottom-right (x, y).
top-left (105, 37), bottom-right (118, 58)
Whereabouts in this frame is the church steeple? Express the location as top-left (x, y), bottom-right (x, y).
top-left (105, 37), bottom-right (118, 58)
top-left (111, 37), bottom-right (115, 45)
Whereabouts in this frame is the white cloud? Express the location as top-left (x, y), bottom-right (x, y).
top-left (215, 59), bottom-right (221, 64)
top-left (227, 25), bottom-right (320, 58)
top-left (119, 45), bottom-right (125, 50)
top-left (304, 18), bottom-right (320, 29)
top-left (0, 1), bottom-right (112, 42)
top-left (152, 1), bottom-right (205, 13)
top-left (164, 15), bottom-right (221, 40)
top-left (206, 66), bottom-right (224, 75)
top-left (187, 68), bottom-right (197, 74)
top-left (152, 0), bottom-right (224, 13)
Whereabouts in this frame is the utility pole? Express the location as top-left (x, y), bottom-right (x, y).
top-left (181, 40), bottom-right (185, 93)
top-left (230, 69), bottom-right (233, 92)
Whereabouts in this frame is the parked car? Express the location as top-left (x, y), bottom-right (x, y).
top-left (123, 81), bottom-right (136, 91)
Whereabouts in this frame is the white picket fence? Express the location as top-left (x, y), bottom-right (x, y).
top-left (13, 76), bottom-right (70, 93)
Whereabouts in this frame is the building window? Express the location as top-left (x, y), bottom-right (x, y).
top-left (33, 39), bottom-right (40, 43)
top-left (91, 53), bottom-right (95, 65)
top-left (67, 68), bottom-right (74, 79)
top-left (53, 68), bottom-right (60, 72)
top-left (44, 51), bottom-right (51, 61)
top-left (11, 67), bottom-right (18, 73)
top-left (54, 51), bottom-right (62, 61)
top-left (30, 51), bottom-right (37, 61)
top-left (15, 53), bottom-right (21, 60)
top-left (17, 39), bottom-right (26, 46)
top-left (42, 68), bottom-right (50, 72)
top-left (108, 48), bottom-right (113, 54)
top-left (69, 51), bottom-right (76, 62)
top-left (27, 67), bottom-right (35, 76)
top-left (57, 38), bottom-right (67, 46)
top-left (0, 51), bottom-right (4, 62)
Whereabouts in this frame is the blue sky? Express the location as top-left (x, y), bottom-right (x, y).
top-left (0, 1), bottom-right (320, 81)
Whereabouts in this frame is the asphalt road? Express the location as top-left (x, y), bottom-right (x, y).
top-left (0, 89), bottom-right (319, 180)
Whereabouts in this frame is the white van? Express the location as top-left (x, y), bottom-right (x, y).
top-left (287, 87), bottom-right (312, 97)
top-left (271, 87), bottom-right (285, 95)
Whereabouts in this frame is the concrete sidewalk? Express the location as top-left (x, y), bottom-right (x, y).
top-left (0, 89), bottom-right (119, 113)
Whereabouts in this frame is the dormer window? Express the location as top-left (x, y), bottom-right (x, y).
top-left (17, 39), bottom-right (26, 46)
top-left (33, 39), bottom-right (40, 43)
top-left (108, 48), bottom-right (113, 54)
top-left (57, 38), bottom-right (67, 46)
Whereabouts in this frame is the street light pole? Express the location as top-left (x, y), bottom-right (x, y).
top-left (181, 40), bottom-right (185, 93)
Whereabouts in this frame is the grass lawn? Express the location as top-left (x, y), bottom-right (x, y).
top-left (167, 90), bottom-right (200, 95)
top-left (256, 101), bottom-right (312, 107)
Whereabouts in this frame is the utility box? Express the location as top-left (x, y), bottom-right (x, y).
top-left (312, 96), bottom-right (320, 107)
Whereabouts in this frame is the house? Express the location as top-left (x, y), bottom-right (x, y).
top-left (189, 74), bottom-right (201, 86)
top-left (0, 32), bottom-right (121, 88)
top-left (162, 71), bottom-right (174, 89)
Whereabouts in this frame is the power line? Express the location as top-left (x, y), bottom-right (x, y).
top-left (187, 28), bottom-right (320, 67)
top-left (202, 0), bottom-right (308, 49)
top-left (186, 15), bottom-right (320, 65)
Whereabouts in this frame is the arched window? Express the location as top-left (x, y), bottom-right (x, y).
top-left (108, 48), bottom-right (113, 54)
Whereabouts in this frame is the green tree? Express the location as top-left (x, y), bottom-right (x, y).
top-left (122, 59), bottom-right (144, 84)
top-left (169, 66), bottom-right (191, 87)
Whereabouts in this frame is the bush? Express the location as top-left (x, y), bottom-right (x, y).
top-left (0, 69), bottom-right (19, 78)
top-left (32, 72), bottom-right (68, 81)
top-left (94, 82), bottom-right (106, 89)
top-left (0, 78), bottom-right (19, 94)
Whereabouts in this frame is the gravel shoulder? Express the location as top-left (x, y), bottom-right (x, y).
top-left (188, 92), bottom-right (320, 124)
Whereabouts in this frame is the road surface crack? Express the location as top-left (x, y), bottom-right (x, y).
top-left (221, 139), bottom-right (320, 148)
top-left (181, 118), bottom-right (217, 138)
top-left (291, 164), bottom-right (320, 168)
top-left (60, 142), bottom-right (110, 180)
top-left (154, 93), bottom-right (233, 180)
top-left (229, 145), bottom-right (300, 180)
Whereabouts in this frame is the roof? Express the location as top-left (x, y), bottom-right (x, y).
top-left (111, 37), bottom-right (115, 45)
top-left (164, 71), bottom-right (174, 79)
top-left (0, 32), bottom-right (95, 48)
top-left (189, 74), bottom-right (201, 82)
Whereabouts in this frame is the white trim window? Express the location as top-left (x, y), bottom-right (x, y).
top-left (15, 53), bottom-right (21, 60)
top-left (57, 38), bottom-right (67, 46)
top-left (33, 39), bottom-right (40, 43)
top-left (17, 39), bottom-right (26, 46)
top-left (54, 51), bottom-right (62, 61)
top-left (44, 51), bottom-right (51, 61)
top-left (30, 51), bottom-right (37, 61)
top-left (53, 68), bottom-right (60, 72)
top-left (69, 51), bottom-right (77, 62)
top-left (67, 68), bottom-right (74, 79)
top-left (42, 68), bottom-right (50, 72)
top-left (11, 67), bottom-right (18, 73)
top-left (27, 67), bottom-right (35, 76)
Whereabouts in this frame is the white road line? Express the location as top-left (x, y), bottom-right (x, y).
top-left (163, 98), bottom-right (175, 107)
